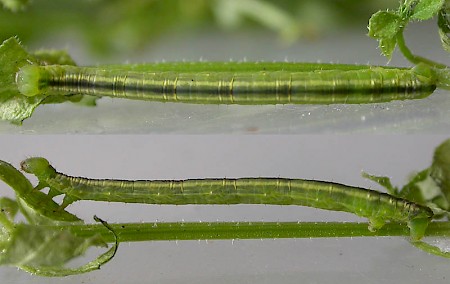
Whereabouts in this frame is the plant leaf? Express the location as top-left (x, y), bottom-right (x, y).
top-left (0, 160), bottom-right (81, 223)
top-left (0, 223), bottom-right (105, 267)
top-left (368, 11), bottom-right (404, 58)
top-left (399, 169), bottom-right (438, 205)
top-left (0, 37), bottom-right (48, 124)
top-left (362, 168), bottom-right (448, 214)
top-left (438, 5), bottom-right (450, 53)
top-left (0, 37), bottom-right (94, 124)
top-left (379, 37), bottom-right (398, 59)
top-left (411, 0), bottom-right (444, 20)
top-left (0, 197), bottom-right (18, 235)
top-left (368, 11), bottom-right (403, 39)
top-left (362, 172), bottom-right (399, 195)
top-left (411, 240), bottom-right (450, 258)
top-left (0, 197), bottom-right (19, 221)
top-left (430, 138), bottom-right (450, 210)
top-left (0, 220), bottom-right (117, 277)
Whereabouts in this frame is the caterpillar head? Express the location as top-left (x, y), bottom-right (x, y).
top-left (20, 157), bottom-right (56, 180)
top-left (16, 65), bottom-right (44, 97)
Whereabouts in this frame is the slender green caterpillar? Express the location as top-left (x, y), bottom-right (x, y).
top-left (15, 62), bottom-right (437, 104)
top-left (20, 157), bottom-right (433, 241)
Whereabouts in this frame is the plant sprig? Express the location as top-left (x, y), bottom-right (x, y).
top-left (368, 0), bottom-right (448, 65)
top-left (2, 139), bottom-right (450, 276)
top-left (0, 160), bottom-right (118, 277)
top-left (0, 37), bottom-right (97, 124)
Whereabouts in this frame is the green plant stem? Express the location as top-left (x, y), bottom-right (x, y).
top-left (396, 31), bottom-right (448, 69)
top-left (52, 221), bottom-right (450, 243)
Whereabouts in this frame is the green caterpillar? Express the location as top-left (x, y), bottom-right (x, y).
top-left (21, 157), bottom-right (433, 241)
top-left (16, 62), bottom-right (437, 104)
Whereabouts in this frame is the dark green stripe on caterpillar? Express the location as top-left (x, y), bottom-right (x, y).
top-left (21, 157), bottom-right (434, 241)
top-left (16, 62), bottom-right (437, 104)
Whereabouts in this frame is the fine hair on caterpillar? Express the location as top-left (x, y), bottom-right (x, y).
top-left (21, 157), bottom-right (433, 242)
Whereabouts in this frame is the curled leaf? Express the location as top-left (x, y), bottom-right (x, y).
top-left (0, 216), bottom-right (118, 277)
top-left (0, 224), bottom-right (105, 267)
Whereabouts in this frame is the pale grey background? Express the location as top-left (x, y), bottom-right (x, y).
top-left (0, 21), bottom-right (449, 133)
top-left (0, 135), bottom-right (449, 283)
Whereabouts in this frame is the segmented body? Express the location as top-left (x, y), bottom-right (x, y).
top-left (18, 63), bottom-right (436, 104)
top-left (20, 157), bottom-right (434, 240)
top-left (52, 172), bottom-right (433, 232)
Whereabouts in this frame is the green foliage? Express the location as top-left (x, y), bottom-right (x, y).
top-left (0, 218), bottom-right (117, 276)
top-left (2, 139), bottom-right (450, 275)
top-left (368, 0), bottom-right (446, 59)
top-left (0, 164), bottom-right (117, 276)
top-left (430, 137), bottom-right (450, 210)
top-left (0, 37), bottom-right (98, 124)
top-left (0, 159), bottom-right (81, 223)
top-left (410, 0), bottom-right (445, 20)
top-left (368, 11), bottom-right (404, 58)
top-left (364, 138), bottom-right (450, 215)
top-left (0, 0), bottom-right (29, 12)
top-left (0, 38), bottom-right (45, 124)
top-left (213, 0), bottom-right (300, 42)
top-left (0, 0), bottom-right (394, 56)
top-left (0, 197), bottom-right (18, 217)
top-left (1, 224), bottom-right (103, 270)
top-left (438, 1), bottom-right (450, 52)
